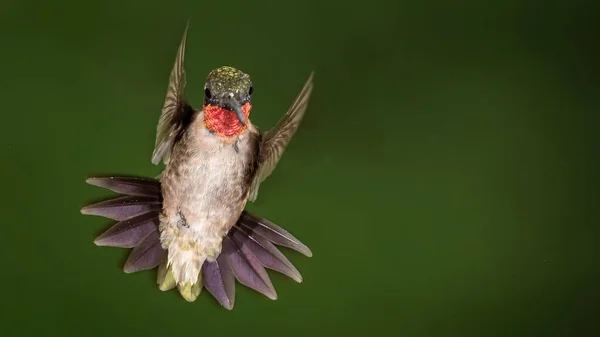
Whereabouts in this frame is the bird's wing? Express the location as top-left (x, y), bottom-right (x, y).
top-left (247, 72), bottom-right (314, 202)
top-left (151, 22), bottom-right (194, 166)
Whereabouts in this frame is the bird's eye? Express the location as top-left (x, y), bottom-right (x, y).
top-left (248, 86), bottom-right (253, 96)
top-left (204, 88), bottom-right (212, 99)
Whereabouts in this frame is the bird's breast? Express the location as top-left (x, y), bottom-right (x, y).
top-left (160, 116), bottom-right (256, 239)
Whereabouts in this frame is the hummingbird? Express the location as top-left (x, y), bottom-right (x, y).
top-left (81, 22), bottom-right (314, 309)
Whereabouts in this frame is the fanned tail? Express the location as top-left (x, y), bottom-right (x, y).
top-left (81, 176), bottom-right (312, 310)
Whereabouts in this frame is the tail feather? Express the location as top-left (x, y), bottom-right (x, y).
top-left (239, 212), bottom-right (313, 257)
top-left (225, 235), bottom-right (277, 300)
top-left (86, 177), bottom-right (161, 197)
top-left (123, 230), bottom-right (165, 274)
top-left (232, 226), bottom-right (302, 283)
top-left (94, 211), bottom-right (160, 248)
top-left (157, 260), bottom-right (176, 291)
top-left (82, 176), bottom-right (311, 309)
top-left (202, 253), bottom-right (235, 310)
top-left (81, 195), bottom-right (161, 221)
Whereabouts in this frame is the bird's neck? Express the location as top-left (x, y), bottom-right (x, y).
top-left (203, 103), bottom-right (252, 138)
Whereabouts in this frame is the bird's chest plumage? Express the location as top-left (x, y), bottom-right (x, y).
top-left (161, 122), bottom-right (252, 235)
top-left (158, 115), bottom-right (257, 286)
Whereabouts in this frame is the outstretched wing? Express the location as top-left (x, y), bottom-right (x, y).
top-left (248, 72), bottom-right (314, 202)
top-left (151, 22), bottom-right (194, 166)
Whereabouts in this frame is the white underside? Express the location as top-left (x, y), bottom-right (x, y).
top-left (160, 217), bottom-right (224, 285)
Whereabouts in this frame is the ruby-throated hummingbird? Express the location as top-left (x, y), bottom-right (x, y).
top-left (81, 22), bottom-right (314, 309)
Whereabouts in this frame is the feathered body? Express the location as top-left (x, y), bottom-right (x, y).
top-left (160, 110), bottom-right (259, 287)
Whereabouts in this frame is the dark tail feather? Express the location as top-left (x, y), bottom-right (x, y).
top-left (81, 195), bottom-right (161, 221)
top-left (94, 211), bottom-right (160, 248)
top-left (82, 176), bottom-right (311, 309)
top-left (224, 236), bottom-right (277, 300)
top-left (86, 177), bottom-right (161, 197)
top-left (123, 230), bottom-right (165, 273)
top-left (238, 212), bottom-right (313, 257)
top-left (202, 253), bottom-right (236, 310)
top-left (231, 226), bottom-right (302, 282)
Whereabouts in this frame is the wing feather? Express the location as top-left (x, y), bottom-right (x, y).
top-left (248, 72), bottom-right (314, 201)
top-left (151, 21), bottom-right (194, 165)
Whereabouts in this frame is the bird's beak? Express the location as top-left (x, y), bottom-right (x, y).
top-left (228, 99), bottom-right (246, 126)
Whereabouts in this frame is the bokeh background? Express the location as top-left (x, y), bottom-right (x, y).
top-left (1, 0), bottom-right (598, 336)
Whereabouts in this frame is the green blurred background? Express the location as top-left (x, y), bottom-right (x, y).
top-left (1, 0), bottom-right (598, 336)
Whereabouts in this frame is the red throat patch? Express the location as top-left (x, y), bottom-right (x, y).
top-left (203, 102), bottom-right (252, 137)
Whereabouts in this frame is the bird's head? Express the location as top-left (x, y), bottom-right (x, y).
top-left (203, 66), bottom-right (253, 137)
